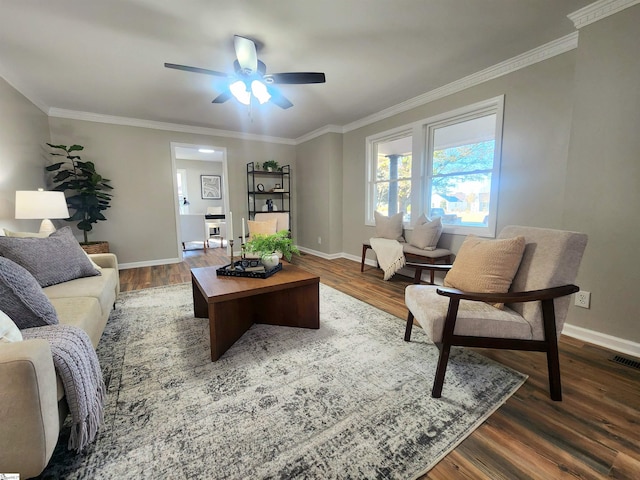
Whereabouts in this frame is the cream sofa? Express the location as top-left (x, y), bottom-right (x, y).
top-left (0, 253), bottom-right (120, 479)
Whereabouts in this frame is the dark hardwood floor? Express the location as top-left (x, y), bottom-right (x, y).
top-left (119, 247), bottom-right (640, 479)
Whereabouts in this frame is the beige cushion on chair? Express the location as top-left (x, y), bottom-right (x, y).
top-left (498, 226), bottom-right (588, 340)
top-left (444, 235), bottom-right (526, 308)
top-left (247, 218), bottom-right (278, 239)
top-left (405, 285), bottom-right (533, 343)
top-left (254, 212), bottom-right (289, 233)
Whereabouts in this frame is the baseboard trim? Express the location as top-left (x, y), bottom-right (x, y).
top-left (119, 257), bottom-right (182, 270)
top-left (341, 252), bottom-right (367, 264)
top-left (562, 323), bottom-right (640, 358)
top-left (298, 246), bottom-right (342, 260)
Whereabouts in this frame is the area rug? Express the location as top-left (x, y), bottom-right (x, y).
top-left (38, 283), bottom-right (526, 479)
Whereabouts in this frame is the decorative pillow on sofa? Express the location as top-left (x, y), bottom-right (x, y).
top-left (444, 235), bottom-right (526, 308)
top-left (374, 211), bottom-right (405, 242)
top-left (0, 226), bottom-right (100, 287)
top-left (410, 215), bottom-right (442, 250)
top-left (3, 228), bottom-right (102, 271)
top-left (0, 309), bottom-right (23, 342)
top-left (0, 257), bottom-right (59, 329)
top-left (247, 218), bottom-right (278, 239)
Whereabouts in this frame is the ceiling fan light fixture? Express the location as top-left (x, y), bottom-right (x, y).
top-left (230, 80), bottom-right (250, 105)
top-left (251, 80), bottom-right (271, 104)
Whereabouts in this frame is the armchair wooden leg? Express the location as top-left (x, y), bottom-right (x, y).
top-left (432, 298), bottom-right (460, 398)
top-left (547, 349), bottom-right (562, 401)
top-left (432, 344), bottom-right (451, 398)
top-left (404, 312), bottom-right (414, 341)
top-left (542, 299), bottom-right (562, 401)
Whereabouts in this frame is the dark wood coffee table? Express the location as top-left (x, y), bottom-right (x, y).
top-left (191, 263), bottom-right (320, 361)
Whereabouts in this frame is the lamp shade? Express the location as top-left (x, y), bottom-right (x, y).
top-left (15, 189), bottom-right (70, 219)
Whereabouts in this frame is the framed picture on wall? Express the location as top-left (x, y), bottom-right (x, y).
top-left (201, 175), bottom-right (222, 199)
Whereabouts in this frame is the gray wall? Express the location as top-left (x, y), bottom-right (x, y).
top-left (295, 132), bottom-right (343, 254)
top-left (563, 6), bottom-right (640, 340)
top-left (0, 77), bottom-right (51, 234)
top-left (48, 117), bottom-right (296, 265)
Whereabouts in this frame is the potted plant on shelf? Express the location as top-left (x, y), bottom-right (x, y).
top-left (45, 143), bottom-right (114, 252)
top-left (262, 159), bottom-right (280, 172)
top-left (244, 230), bottom-right (300, 268)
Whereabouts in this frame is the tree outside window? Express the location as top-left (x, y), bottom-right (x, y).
top-left (372, 134), bottom-right (412, 222)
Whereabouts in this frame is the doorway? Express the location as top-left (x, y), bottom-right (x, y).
top-left (170, 142), bottom-right (230, 256)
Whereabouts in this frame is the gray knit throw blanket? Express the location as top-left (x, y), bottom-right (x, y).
top-left (23, 324), bottom-right (106, 452)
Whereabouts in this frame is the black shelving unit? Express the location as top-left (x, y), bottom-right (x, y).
top-left (246, 162), bottom-right (291, 231)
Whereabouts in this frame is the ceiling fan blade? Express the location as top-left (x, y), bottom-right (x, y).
top-left (234, 35), bottom-right (258, 74)
top-left (268, 88), bottom-right (293, 109)
top-left (264, 72), bottom-right (326, 84)
top-left (164, 63), bottom-right (228, 77)
top-left (212, 91), bottom-right (232, 104)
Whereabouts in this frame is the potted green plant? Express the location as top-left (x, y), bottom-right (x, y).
top-left (45, 143), bottom-right (114, 250)
top-left (244, 230), bottom-right (300, 267)
top-left (262, 159), bottom-right (280, 172)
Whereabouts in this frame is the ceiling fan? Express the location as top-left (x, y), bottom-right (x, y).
top-left (165, 35), bottom-right (325, 109)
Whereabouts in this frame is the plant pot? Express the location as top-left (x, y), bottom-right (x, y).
top-left (80, 241), bottom-right (109, 254)
top-left (261, 253), bottom-right (279, 269)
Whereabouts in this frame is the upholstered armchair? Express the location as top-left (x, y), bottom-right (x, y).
top-left (404, 225), bottom-right (588, 401)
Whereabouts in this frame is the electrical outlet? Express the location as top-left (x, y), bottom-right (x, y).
top-left (318, 236), bottom-right (322, 245)
top-left (575, 290), bottom-right (590, 309)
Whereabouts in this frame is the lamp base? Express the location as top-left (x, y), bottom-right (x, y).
top-left (38, 219), bottom-right (56, 236)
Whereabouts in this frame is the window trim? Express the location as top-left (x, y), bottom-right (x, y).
top-left (365, 125), bottom-right (416, 226)
top-left (365, 95), bottom-right (505, 237)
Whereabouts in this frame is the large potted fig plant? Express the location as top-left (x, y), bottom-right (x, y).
top-left (45, 143), bottom-right (114, 252)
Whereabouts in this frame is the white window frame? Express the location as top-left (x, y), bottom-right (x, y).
top-left (365, 125), bottom-right (418, 226)
top-left (366, 95), bottom-right (504, 237)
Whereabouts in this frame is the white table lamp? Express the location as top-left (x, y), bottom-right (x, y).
top-left (15, 189), bottom-right (70, 235)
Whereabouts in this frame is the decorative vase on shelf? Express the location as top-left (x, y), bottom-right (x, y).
top-left (261, 253), bottom-right (279, 269)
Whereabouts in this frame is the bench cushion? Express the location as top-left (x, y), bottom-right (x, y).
top-left (402, 244), bottom-right (450, 259)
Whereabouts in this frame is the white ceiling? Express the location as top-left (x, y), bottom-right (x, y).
top-left (0, 0), bottom-right (594, 140)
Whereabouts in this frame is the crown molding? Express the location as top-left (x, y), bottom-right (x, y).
top-left (342, 32), bottom-right (579, 134)
top-left (295, 124), bottom-right (344, 144)
top-left (568, 0), bottom-right (640, 29)
top-left (47, 108), bottom-right (297, 145)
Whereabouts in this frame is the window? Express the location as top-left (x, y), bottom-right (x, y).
top-left (366, 96), bottom-right (503, 236)
top-left (367, 131), bottom-right (412, 223)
